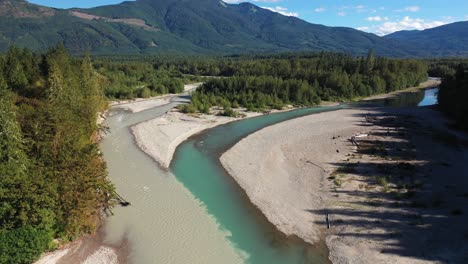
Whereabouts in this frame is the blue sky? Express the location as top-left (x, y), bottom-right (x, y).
top-left (28, 0), bottom-right (468, 35)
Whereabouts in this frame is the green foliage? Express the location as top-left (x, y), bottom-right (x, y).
top-left (0, 45), bottom-right (114, 262)
top-left (438, 63), bottom-right (468, 129)
top-left (178, 104), bottom-right (197, 114)
top-left (188, 53), bottom-right (427, 111)
top-left (0, 226), bottom-right (53, 264)
top-left (140, 87), bottom-right (152, 98)
top-left (220, 107), bottom-right (239, 117)
top-left (2, 0), bottom-right (466, 57)
top-left (377, 176), bottom-right (388, 187)
top-left (94, 59), bottom-right (195, 99)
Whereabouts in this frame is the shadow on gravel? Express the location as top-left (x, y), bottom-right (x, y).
top-left (309, 107), bottom-right (468, 263)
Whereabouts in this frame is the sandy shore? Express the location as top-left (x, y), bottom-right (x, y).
top-left (34, 79), bottom-right (448, 264)
top-left (220, 106), bottom-right (468, 263)
top-left (363, 78), bottom-right (440, 101)
top-left (34, 230), bottom-right (127, 264)
top-left (221, 109), bottom-right (366, 244)
top-left (132, 110), bottom-right (262, 168)
top-left (110, 83), bottom-right (202, 113)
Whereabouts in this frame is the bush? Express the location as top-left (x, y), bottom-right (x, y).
top-left (0, 226), bottom-right (53, 264)
top-left (178, 104), bottom-right (197, 113)
top-left (376, 176), bottom-right (388, 187)
top-left (220, 107), bottom-right (239, 117)
top-left (139, 87), bottom-right (152, 98)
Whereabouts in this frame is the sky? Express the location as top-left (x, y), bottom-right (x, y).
top-left (28, 0), bottom-right (468, 36)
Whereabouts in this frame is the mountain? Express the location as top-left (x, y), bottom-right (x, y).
top-left (0, 0), bottom-right (466, 57)
top-left (384, 21), bottom-right (468, 57)
top-left (0, 0), bottom-right (208, 54)
top-left (75, 0), bottom-right (409, 56)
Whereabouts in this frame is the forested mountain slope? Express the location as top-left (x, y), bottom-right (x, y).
top-left (0, 0), bottom-right (467, 57)
top-left (385, 21), bottom-right (468, 57)
top-left (0, 0), bottom-right (420, 56)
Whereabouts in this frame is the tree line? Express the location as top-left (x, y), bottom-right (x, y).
top-left (438, 63), bottom-right (468, 129)
top-left (179, 52), bottom-right (428, 114)
top-left (93, 57), bottom-right (204, 99)
top-left (0, 45), bottom-right (114, 264)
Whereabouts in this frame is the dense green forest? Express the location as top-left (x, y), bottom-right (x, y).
top-left (427, 58), bottom-right (468, 78)
top-left (90, 52), bottom-right (427, 103)
top-left (438, 63), bottom-right (468, 129)
top-left (93, 57), bottom-right (203, 99)
top-left (0, 45), bottom-right (114, 264)
top-left (178, 52), bottom-right (428, 115)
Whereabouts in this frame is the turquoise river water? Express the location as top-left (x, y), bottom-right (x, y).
top-left (101, 87), bottom-right (438, 264)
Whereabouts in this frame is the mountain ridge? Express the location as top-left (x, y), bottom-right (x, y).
top-left (0, 0), bottom-right (466, 57)
top-left (384, 21), bottom-right (468, 57)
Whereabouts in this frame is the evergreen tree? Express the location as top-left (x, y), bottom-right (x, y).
top-left (0, 76), bottom-right (31, 229)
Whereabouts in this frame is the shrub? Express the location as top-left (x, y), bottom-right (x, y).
top-left (220, 107), bottom-right (239, 117)
top-left (0, 226), bottom-right (53, 264)
top-left (178, 104), bottom-right (197, 113)
top-left (376, 176), bottom-right (388, 186)
top-left (139, 87), bottom-right (152, 98)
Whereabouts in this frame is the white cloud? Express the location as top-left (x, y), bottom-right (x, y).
top-left (338, 5), bottom-right (376, 14)
top-left (314, 7), bottom-right (326, 13)
top-left (355, 5), bottom-right (366, 13)
top-left (262, 6), bottom-right (298, 17)
top-left (367, 16), bottom-right (382, 21)
top-left (366, 16), bottom-right (389, 22)
top-left (357, 26), bottom-right (369, 31)
top-left (395, 6), bottom-right (420, 12)
top-left (404, 6), bottom-right (420, 12)
top-left (375, 16), bottom-right (448, 35)
top-left (337, 11), bottom-right (346, 17)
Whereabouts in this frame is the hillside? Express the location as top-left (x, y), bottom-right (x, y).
top-left (78, 0), bottom-right (409, 56)
top-left (0, 0), bottom-right (466, 57)
top-left (0, 0), bottom-right (208, 54)
top-left (384, 21), bottom-right (468, 57)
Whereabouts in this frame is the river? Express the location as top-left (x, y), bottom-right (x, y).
top-left (100, 87), bottom-right (439, 263)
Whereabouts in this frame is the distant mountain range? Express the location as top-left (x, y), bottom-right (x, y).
top-left (384, 21), bottom-right (468, 57)
top-left (0, 0), bottom-right (467, 57)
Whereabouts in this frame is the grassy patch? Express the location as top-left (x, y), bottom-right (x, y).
top-left (376, 176), bottom-right (388, 187)
top-left (334, 176), bottom-right (343, 187)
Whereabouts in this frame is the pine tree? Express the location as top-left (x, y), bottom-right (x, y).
top-left (4, 46), bottom-right (28, 91)
top-left (0, 76), bottom-right (31, 229)
top-left (366, 49), bottom-right (375, 73)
